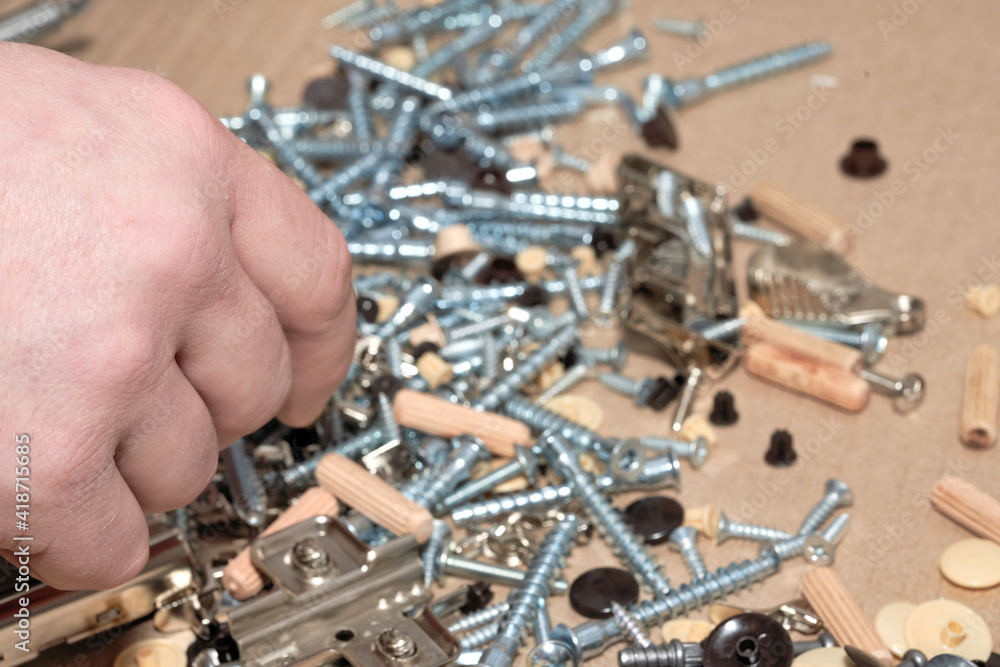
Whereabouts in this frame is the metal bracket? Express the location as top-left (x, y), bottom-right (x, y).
top-left (225, 515), bottom-right (459, 667)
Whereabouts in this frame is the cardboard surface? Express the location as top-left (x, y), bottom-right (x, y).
top-left (13, 0), bottom-right (1000, 655)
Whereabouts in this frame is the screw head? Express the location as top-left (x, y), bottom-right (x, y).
top-left (690, 436), bottom-right (710, 469)
top-left (666, 525), bottom-right (698, 552)
top-left (824, 479), bottom-right (854, 507)
top-left (893, 373), bottom-right (925, 413)
top-left (858, 323), bottom-right (888, 366)
top-left (609, 439), bottom-right (647, 483)
top-left (514, 445), bottom-right (539, 485)
top-left (528, 625), bottom-right (581, 667)
top-left (801, 534), bottom-right (835, 566)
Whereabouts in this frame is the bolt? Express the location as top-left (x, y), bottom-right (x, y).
top-left (292, 537), bottom-right (330, 572)
top-left (378, 628), bottom-right (417, 658)
top-left (666, 526), bottom-right (708, 581)
top-left (599, 373), bottom-right (681, 412)
top-left (799, 479), bottom-right (854, 535)
top-left (477, 324), bottom-right (578, 411)
top-left (670, 368), bottom-right (703, 432)
top-left (450, 602), bottom-right (511, 635)
top-left (220, 438), bottom-right (267, 528)
top-left (639, 436), bottom-right (709, 469)
top-left (610, 601), bottom-right (652, 648)
top-left (792, 633), bottom-right (837, 656)
top-left (476, 515), bottom-right (580, 667)
top-left (536, 361), bottom-right (595, 406)
top-left (618, 639), bottom-right (702, 667)
top-left (597, 239), bottom-right (635, 323)
top-left (652, 17), bottom-right (707, 40)
top-left (423, 520), bottom-right (452, 586)
top-left (544, 433), bottom-right (673, 599)
top-left (802, 513), bottom-right (850, 566)
top-left (577, 343), bottom-right (628, 370)
top-left (716, 511), bottom-right (792, 545)
top-left (783, 322), bottom-right (888, 366)
top-left (658, 41), bottom-right (833, 110)
top-left (450, 453), bottom-right (680, 525)
top-left (442, 445), bottom-right (538, 509)
top-left (858, 368), bottom-right (925, 413)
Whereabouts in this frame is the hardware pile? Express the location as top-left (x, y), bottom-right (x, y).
top-left (7, 2), bottom-right (1000, 667)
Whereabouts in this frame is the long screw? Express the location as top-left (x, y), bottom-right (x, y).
top-left (597, 239), bottom-right (636, 322)
top-left (477, 324), bottom-right (578, 410)
top-left (618, 639), bottom-right (702, 667)
top-left (220, 438), bottom-right (267, 529)
top-left (666, 526), bottom-right (708, 581)
top-left (858, 368), bottom-right (925, 413)
top-left (798, 479), bottom-right (853, 535)
top-left (436, 544), bottom-right (570, 594)
top-left (545, 433), bottom-right (673, 599)
top-left (477, 515), bottom-right (580, 667)
top-left (448, 602), bottom-right (510, 635)
top-left (441, 445), bottom-right (537, 510)
top-left (783, 321), bottom-right (888, 366)
top-left (716, 511), bottom-right (792, 545)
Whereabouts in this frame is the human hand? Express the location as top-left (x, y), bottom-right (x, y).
top-left (1, 43), bottom-right (355, 590)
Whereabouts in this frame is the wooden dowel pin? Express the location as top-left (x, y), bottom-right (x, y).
top-left (393, 387), bottom-right (531, 457)
top-left (744, 343), bottom-right (870, 412)
top-left (961, 344), bottom-right (999, 448)
top-left (752, 182), bottom-right (851, 255)
top-left (222, 487), bottom-right (340, 600)
top-left (316, 452), bottom-right (434, 543)
top-left (802, 568), bottom-right (892, 663)
top-left (742, 314), bottom-right (863, 372)
top-left (931, 476), bottom-right (1000, 544)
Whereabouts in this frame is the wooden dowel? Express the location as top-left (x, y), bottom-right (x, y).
top-left (931, 476), bottom-right (1000, 544)
top-left (316, 453), bottom-right (433, 543)
top-left (802, 568), bottom-right (892, 663)
top-left (961, 344), bottom-right (999, 448)
top-left (752, 182), bottom-right (851, 255)
top-left (222, 487), bottom-right (340, 599)
top-left (393, 388), bottom-right (531, 458)
top-left (744, 343), bottom-right (870, 411)
top-left (742, 315), bottom-right (863, 372)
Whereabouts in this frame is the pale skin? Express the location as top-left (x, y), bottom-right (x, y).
top-left (0, 43), bottom-right (356, 590)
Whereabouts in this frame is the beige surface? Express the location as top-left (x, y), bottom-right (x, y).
top-left (15, 0), bottom-right (1000, 655)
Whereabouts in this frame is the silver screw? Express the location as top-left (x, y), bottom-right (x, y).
top-left (696, 317), bottom-right (746, 342)
top-left (345, 68), bottom-right (375, 143)
top-left (670, 368), bottom-right (703, 432)
top-left (798, 479), bottom-right (853, 535)
top-left (858, 368), bottom-right (925, 413)
top-left (450, 453), bottom-right (680, 526)
top-left (530, 597), bottom-right (578, 667)
top-left (561, 263), bottom-right (592, 321)
top-left (782, 322), bottom-right (888, 366)
top-left (767, 534), bottom-right (810, 561)
top-left (659, 41), bottom-right (833, 110)
top-left (273, 427), bottom-right (385, 492)
top-left (220, 438), bottom-right (267, 529)
top-left (423, 519), bottom-right (452, 586)
top-left (597, 239), bottom-right (636, 323)
top-left (0, 0), bottom-right (88, 43)
top-left (376, 279), bottom-right (438, 340)
top-left (449, 602), bottom-right (511, 635)
top-left (409, 437), bottom-right (489, 511)
top-left (730, 220), bottom-right (791, 246)
top-left (716, 511), bottom-right (792, 545)
top-left (598, 373), bottom-right (669, 410)
top-left (330, 45), bottom-right (455, 102)
top-left (618, 639), bottom-right (703, 667)
top-left (476, 97), bottom-right (587, 134)
top-left (526, 0), bottom-right (615, 73)
top-left (640, 436), bottom-right (709, 469)
top-left (577, 343), bottom-right (628, 371)
top-left (803, 513), bottom-right (850, 566)
top-left (435, 542), bottom-right (570, 594)
top-left (461, 619), bottom-right (503, 651)
top-left (441, 445), bottom-right (538, 510)
top-left (652, 18), bottom-right (707, 40)
top-left (477, 515), bottom-right (580, 667)
top-left (544, 433), bottom-right (673, 599)
top-left (610, 601), bottom-right (652, 648)
top-left (477, 324), bottom-right (578, 411)
top-left (536, 361), bottom-right (595, 406)
top-left (666, 526), bottom-right (708, 581)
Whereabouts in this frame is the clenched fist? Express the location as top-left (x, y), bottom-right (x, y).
top-left (1, 43), bottom-right (355, 590)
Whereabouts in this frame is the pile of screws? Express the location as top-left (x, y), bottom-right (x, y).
top-left (196, 3), bottom-right (971, 667)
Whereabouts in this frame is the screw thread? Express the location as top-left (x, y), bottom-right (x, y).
top-left (331, 46), bottom-right (454, 102)
top-left (679, 193), bottom-right (714, 259)
top-left (345, 69), bottom-right (375, 142)
top-left (536, 362), bottom-right (592, 405)
top-left (786, 322), bottom-right (862, 346)
top-left (611, 602), bottom-right (652, 648)
top-left (528, 1), bottom-right (613, 72)
top-left (671, 539), bottom-right (708, 581)
top-left (771, 534), bottom-right (809, 561)
top-left (731, 221), bottom-right (790, 246)
top-left (477, 97), bottom-right (586, 133)
top-left (503, 396), bottom-right (610, 457)
top-left (562, 265), bottom-right (591, 319)
top-left (598, 242), bottom-right (633, 316)
top-left (858, 368), bottom-right (900, 393)
top-left (798, 488), bottom-right (846, 535)
top-left (459, 129), bottom-right (522, 170)
top-left (449, 602), bottom-right (510, 635)
top-left (477, 325), bottom-right (578, 410)
top-left (442, 458), bottom-right (523, 509)
top-left (618, 640), bottom-right (702, 667)
top-left (447, 314), bottom-right (510, 340)
top-left (598, 372), bottom-right (642, 398)
top-left (485, 515), bottom-right (580, 665)
top-left (670, 369), bottom-right (702, 431)
top-left (251, 107), bottom-right (325, 189)
top-left (460, 619), bottom-right (502, 650)
top-left (375, 392), bottom-right (402, 445)
top-left (470, 221), bottom-right (594, 246)
top-left (293, 139), bottom-right (369, 160)
top-left (722, 518), bottom-right (792, 544)
top-left (481, 335), bottom-right (500, 383)
top-left (221, 439), bottom-right (267, 528)
top-left (451, 484), bottom-right (575, 524)
top-left (423, 520), bottom-right (451, 586)
top-left (548, 435), bottom-right (672, 598)
top-left (411, 439), bottom-right (486, 510)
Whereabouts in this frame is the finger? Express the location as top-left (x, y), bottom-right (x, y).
top-left (173, 243), bottom-right (294, 446)
top-left (114, 364), bottom-right (219, 512)
top-left (225, 137), bottom-right (355, 426)
top-left (29, 457), bottom-right (149, 591)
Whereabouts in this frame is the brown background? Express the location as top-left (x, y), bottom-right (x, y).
top-left (13, 0), bottom-right (1000, 658)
